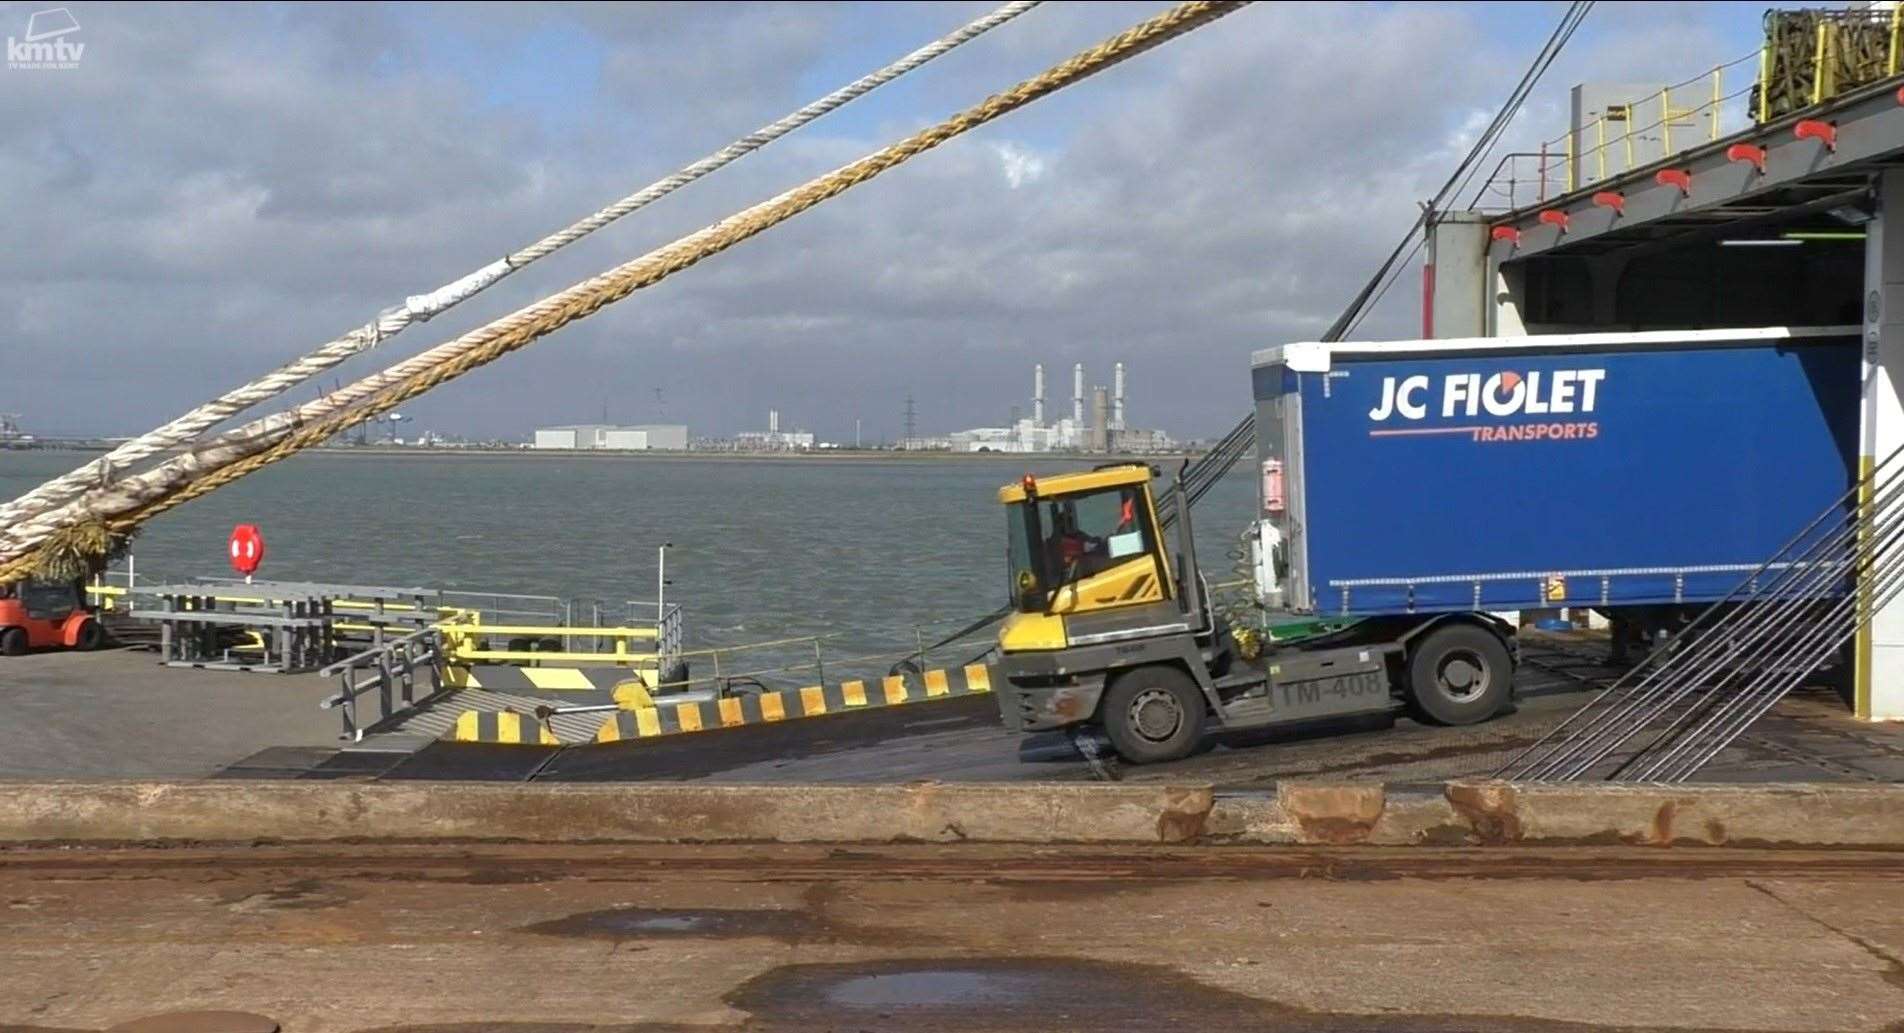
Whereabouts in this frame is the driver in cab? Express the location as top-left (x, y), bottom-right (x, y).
top-left (1044, 491), bottom-right (1138, 580)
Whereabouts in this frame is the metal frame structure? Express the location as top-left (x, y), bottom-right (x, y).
top-left (1488, 76), bottom-right (1904, 262)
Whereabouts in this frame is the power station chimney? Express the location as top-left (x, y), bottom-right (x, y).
top-left (1033, 363), bottom-right (1045, 426)
top-left (1072, 363), bottom-right (1085, 428)
top-left (1112, 362), bottom-right (1126, 430)
top-left (1091, 387), bottom-right (1110, 452)
top-left (769, 409), bottom-right (779, 434)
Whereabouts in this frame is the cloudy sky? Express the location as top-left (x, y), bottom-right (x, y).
top-left (2, 1), bottom-right (1766, 443)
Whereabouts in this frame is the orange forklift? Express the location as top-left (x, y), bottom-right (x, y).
top-left (0, 577), bottom-right (105, 656)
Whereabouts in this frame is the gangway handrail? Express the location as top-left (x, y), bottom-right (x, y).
top-left (320, 622), bottom-right (451, 741)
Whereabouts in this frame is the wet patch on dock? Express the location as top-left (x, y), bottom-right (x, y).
top-left (519, 906), bottom-right (821, 943)
top-left (721, 956), bottom-right (1743, 1032)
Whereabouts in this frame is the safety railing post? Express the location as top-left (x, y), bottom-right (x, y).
top-left (1892, 3), bottom-right (1902, 77)
top-left (916, 625), bottom-right (927, 670)
top-left (1813, 21), bottom-right (1829, 107)
top-left (1711, 66), bottom-right (1722, 140)
top-left (1623, 102), bottom-right (1635, 172)
top-left (1565, 131), bottom-right (1575, 193)
top-left (426, 632), bottom-right (443, 695)
top-left (813, 638), bottom-right (826, 687)
top-left (376, 649), bottom-right (393, 724)
top-left (337, 669), bottom-right (359, 741)
top-left (398, 639), bottom-right (414, 705)
top-left (1595, 118), bottom-right (1606, 183)
top-left (1661, 86), bottom-right (1672, 156)
top-left (1757, 44), bottom-right (1771, 124)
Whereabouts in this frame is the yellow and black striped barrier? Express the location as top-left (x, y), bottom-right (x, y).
top-left (449, 663), bottom-right (654, 697)
top-left (451, 709), bottom-right (561, 746)
top-left (594, 663), bottom-right (993, 743)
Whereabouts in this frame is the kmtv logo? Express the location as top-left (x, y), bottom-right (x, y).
top-left (8, 8), bottom-right (83, 71)
top-left (1367, 369), bottom-right (1607, 443)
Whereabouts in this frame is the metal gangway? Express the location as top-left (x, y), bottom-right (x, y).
top-left (321, 623), bottom-right (450, 741)
top-left (1501, 447), bottom-right (1904, 782)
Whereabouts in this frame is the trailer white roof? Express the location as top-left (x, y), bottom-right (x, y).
top-left (1252, 325), bottom-right (1859, 374)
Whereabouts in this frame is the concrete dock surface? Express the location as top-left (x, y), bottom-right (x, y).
top-left (2, 841), bottom-right (1903, 1032)
top-left (4, 640), bottom-right (1904, 1031)
top-left (6, 640), bottom-right (1904, 787)
top-left (0, 648), bottom-right (343, 780)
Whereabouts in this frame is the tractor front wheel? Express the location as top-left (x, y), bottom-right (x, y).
top-left (1101, 665), bottom-right (1207, 765)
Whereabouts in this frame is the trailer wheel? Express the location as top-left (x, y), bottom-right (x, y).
top-left (0, 628), bottom-right (25, 657)
top-left (1405, 623), bottom-right (1512, 726)
top-left (74, 619), bottom-right (104, 652)
top-left (1102, 665), bottom-right (1206, 764)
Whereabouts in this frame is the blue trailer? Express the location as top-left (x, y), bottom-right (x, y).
top-left (990, 326), bottom-right (1860, 765)
top-left (1249, 326), bottom-right (1861, 620)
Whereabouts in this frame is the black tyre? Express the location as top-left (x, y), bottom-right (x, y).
top-left (1405, 623), bottom-right (1513, 726)
top-left (0, 627), bottom-right (25, 657)
top-left (1101, 665), bottom-right (1207, 764)
top-left (73, 619), bottom-right (104, 652)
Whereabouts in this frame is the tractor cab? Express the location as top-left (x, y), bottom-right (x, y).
top-left (0, 577), bottom-right (103, 656)
top-left (997, 464), bottom-right (1178, 650)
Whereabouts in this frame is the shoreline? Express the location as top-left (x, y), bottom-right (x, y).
top-left (8, 445), bottom-right (1208, 463)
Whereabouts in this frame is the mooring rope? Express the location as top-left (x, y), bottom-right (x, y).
top-left (0, 1), bottom-right (1041, 532)
top-left (0, 1), bottom-right (1250, 583)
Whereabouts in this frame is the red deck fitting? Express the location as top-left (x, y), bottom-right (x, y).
top-left (1794, 119), bottom-right (1837, 151)
top-left (1896, 85), bottom-right (1904, 106)
top-left (1489, 225), bottom-right (1521, 245)
top-left (1591, 191), bottom-right (1625, 214)
top-left (1655, 168), bottom-right (1692, 194)
top-left (1727, 143), bottom-right (1767, 173)
top-left (1537, 209), bottom-right (1569, 231)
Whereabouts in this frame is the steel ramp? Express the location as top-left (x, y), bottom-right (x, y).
top-left (1500, 446), bottom-right (1904, 782)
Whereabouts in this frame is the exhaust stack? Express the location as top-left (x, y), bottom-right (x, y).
top-left (1073, 363), bottom-right (1084, 428)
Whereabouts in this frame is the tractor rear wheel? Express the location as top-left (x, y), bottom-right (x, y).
top-left (74, 619), bottom-right (104, 651)
top-left (1405, 623), bottom-right (1512, 726)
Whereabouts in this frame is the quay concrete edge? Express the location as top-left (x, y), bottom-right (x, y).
top-left (0, 780), bottom-right (1900, 848)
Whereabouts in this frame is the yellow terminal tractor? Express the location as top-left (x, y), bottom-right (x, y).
top-left (994, 463), bottom-right (1515, 764)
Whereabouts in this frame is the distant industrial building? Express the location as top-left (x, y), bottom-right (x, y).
top-left (730, 409), bottom-right (816, 451)
top-left (532, 424), bottom-right (688, 451)
top-left (949, 362), bottom-right (1173, 453)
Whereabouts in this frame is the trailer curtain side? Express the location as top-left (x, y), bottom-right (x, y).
top-left (1250, 327), bottom-right (1860, 616)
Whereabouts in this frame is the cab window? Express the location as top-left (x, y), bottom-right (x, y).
top-left (1042, 488), bottom-right (1149, 578)
top-left (1006, 484), bottom-right (1155, 612)
top-left (20, 580), bottom-right (78, 620)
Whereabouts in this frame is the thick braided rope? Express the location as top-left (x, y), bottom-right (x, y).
top-left (0, 0), bottom-right (1247, 582)
top-left (0, 1), bottom-right (1039, 532)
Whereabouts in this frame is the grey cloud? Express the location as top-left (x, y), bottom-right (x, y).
top-left (0, 2), bottom-right (1759, 442)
